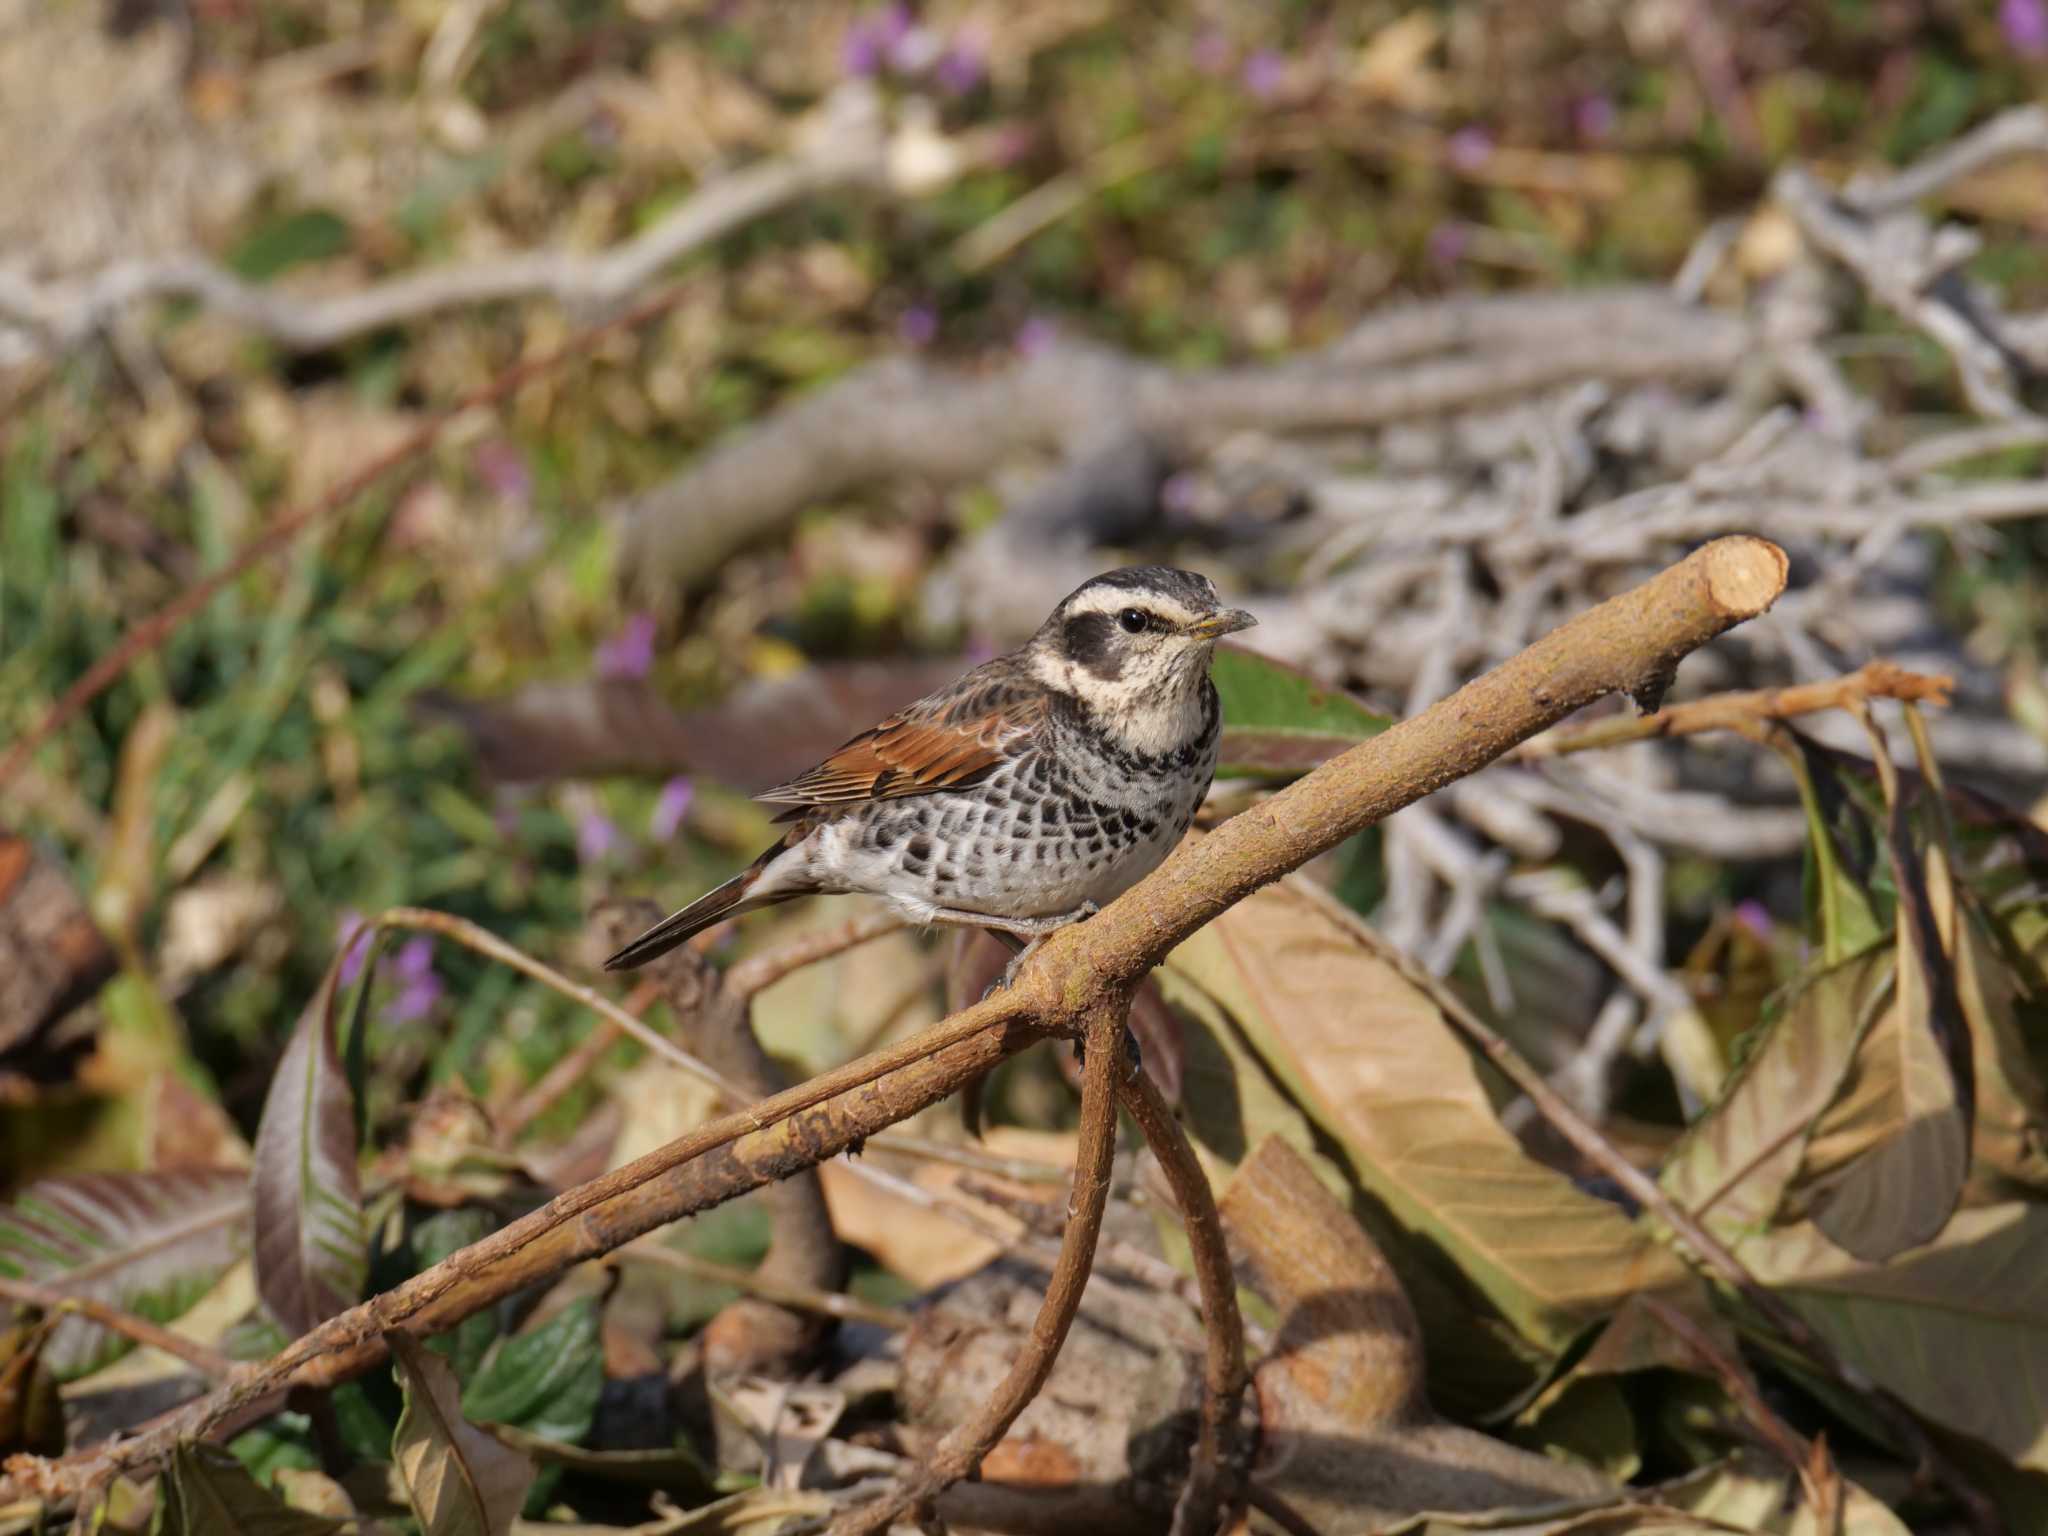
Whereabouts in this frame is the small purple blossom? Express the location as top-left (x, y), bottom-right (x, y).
top-left (841, 3), bottom-right (912, 77)
top-left (1014, 315), bottom-right (1058, 357)
top-left (1574, 94), bottom-right (1617, 143)
top-left (1447, 126), bottom-right (1494, 172)
top-left (384, 937), bottom-right (444, 1024)
top-left (472, 439), bottom-right (531, 506)
top-left (898, 303), bottom-right (938, 347)
top-left (1190, 29), bottom-right (1231, 76)
top-left (888, 21), bottom-right (941, 74)
top-left (1160, 471), bottom-right (1200, 516)
top-left (1426, 221), bottom-right (1470, 269)
top-left (934, 36), bottom-right (986, 95)
top-left (596, 613), bottom-right (657, 681)
top-left (2003, 0), bottom-right (2048, 55)
top-left (577, 812), bottom-right (621, 867)
top-left (336, 911), bottom-right (372, 988)
top-left (1734, 899), bottom-right (1776, 940)
top-left (1241, 49), bottom-right (1286, 101)
top-left (649, 776), bottom-right (695, 841)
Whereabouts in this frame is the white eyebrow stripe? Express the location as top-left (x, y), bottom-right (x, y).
top-left (1063, 589), bottom-right (1203, 624)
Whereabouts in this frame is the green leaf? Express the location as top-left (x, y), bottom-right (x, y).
top-left (0, 1170), bottom-right (249, 1381)
top-left (252, 971), bottom-right (368, 1337)
top-left (391, 1331), bottom-right (535, 1536)
top-left (1781, 736), bottom-right (1886, 966)
top-left (413, 1209), bottom-right (498, 1380)
top-left (1210, 645), bottom-right (1391, 779)
top-left (463, 1297), bottom-right (603, 1447)
top-left (160, 1442), bottom-right (344, 1536)
top-left (227, 209), bottom-right (351, 281)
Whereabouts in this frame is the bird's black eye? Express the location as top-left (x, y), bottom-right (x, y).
top-left (1118, 608), bottom-right (1150, 634)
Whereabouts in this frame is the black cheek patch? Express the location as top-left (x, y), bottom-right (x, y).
top-left (1061, 612), bottom-right (1123, 680)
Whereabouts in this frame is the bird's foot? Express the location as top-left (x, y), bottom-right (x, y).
top-left (973, 902), bottom-right (1100, 1000)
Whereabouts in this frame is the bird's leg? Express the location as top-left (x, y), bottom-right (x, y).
top-left (919, 903), bottom-right (1099, 995)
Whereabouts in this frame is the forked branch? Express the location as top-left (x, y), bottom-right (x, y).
top-left (0, 537), bottom-right (1789, 1517)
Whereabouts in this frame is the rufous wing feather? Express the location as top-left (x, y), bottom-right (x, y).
top-left (755, 691), bottom-right (1042, 813)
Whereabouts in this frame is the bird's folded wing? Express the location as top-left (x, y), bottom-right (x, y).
top-left (755, 694), bottom-right (1040, 811)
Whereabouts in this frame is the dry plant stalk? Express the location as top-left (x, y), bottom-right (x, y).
top-left (0, 536), bottom-right (1790, 1520)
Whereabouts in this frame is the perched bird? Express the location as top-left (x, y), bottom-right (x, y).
top-left (604, 566), bottom-right (1255, 974)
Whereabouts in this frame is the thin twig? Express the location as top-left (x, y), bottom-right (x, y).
top-left (0, 282), bottom-right (698, 793)
top-left (1120, 1072), bottom-right (1249, 1536)
top-left (374, 908), bottom-right (752, 1103)
top-left (830, 999), bottom-right (1127, 1536)
top-left (1638, 1295), bottom-right (1817, 1496)
top-left (725, 911), bottom-right (912, 1000)
top-left (1514, 661), bottom-right (1954, 760)
top-left (617, 1242), bottom-right (911, 1332)
top-left (496, 980), bottom-right (657, 1143)
top-left (0, 1276), bottom-right (238, 1382)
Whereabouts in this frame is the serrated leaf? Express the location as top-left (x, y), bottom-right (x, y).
top-left (391, 1331), bottom-right (535, 1536)
top-left (160, 1441), bottom-right (344, 1536)
top-left (1211, 645), bottom-right (1391, 779)
top-left (1739, 1201), bottom-right (2048, 1471)
top-left (1164, 880), bottom-right (1698, 1395)
top-left (463, 1297), bottom-right (602, 1447)
top-left (0, 1169), bottom-right (249, 1381)
top-left (252, 973), bottom-right (367, 1337)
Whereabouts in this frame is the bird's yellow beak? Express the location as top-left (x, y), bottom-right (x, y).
top-left (1191, 608), bottom-right (1258, 639)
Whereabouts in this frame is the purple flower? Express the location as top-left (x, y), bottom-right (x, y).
top-left (1574, 94), bottom-right (1616, 143)
top-left (1191, 28), bottom-right (1231, 76)
top-left (649, 776), bottom-right (695, 841)
top-left (596, 613), bottom-right (657, 681)
top-left (841, 3), bottom-right (912, 77)
top-left (1734, 900), bottom-right (1776, 940)
top-left (934, 36), bottom-right (986, 95)
top-left (384, 937), bottom-right (443, 1024)
top-left (336, 911), bottom-right (372, 988)
top-left (1426, 221), bottom-right (1470, 269)
top-left (2003, 0), bottom-right (2048, 55)
top-left (1241, 50), bottom-right (1286, 101)
top-left (1447, 126), bottom-right (1494, 172)
top-left (577, 812), bottom-right (621, 867)
top-left (1014, 315), bottom-right (1058, 357)
top-left (898, 304), bottom-right (938, 347)
top-left (472, 439), bottom-right (531, 506)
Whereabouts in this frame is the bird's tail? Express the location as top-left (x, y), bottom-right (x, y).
top-left (603, 856), bottom-right (790, 971)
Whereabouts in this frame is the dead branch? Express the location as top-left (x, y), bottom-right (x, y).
top-left (1514, 661), bottom-right (1954, 760)
top-left (0, 85), bottom-right (908, 356)
top-left (0, 537), bottom-right (1787, 1515)
top-left (615, 311), bottom-right (1752, 594)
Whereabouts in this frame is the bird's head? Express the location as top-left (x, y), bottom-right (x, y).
top-left (1029, 566), bottom-right (1256, 747)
